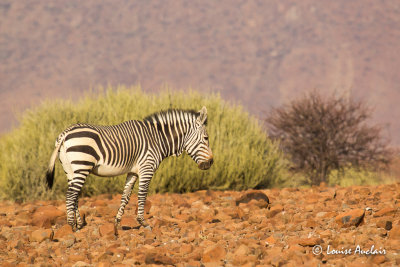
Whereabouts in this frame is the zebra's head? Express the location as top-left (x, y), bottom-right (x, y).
top-left (184, 106), bottom-right (214, 170)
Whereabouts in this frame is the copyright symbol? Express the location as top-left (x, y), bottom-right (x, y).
top-left (312, 245), bottom-right (322, 255)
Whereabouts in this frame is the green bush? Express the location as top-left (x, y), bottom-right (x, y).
top-left (0, 86), bottom-right (287, 201)
top-left (328, 167), bottom-right (396, 187)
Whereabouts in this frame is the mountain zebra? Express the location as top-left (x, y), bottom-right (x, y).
top-left (46, 107), bottom-right (213, 234)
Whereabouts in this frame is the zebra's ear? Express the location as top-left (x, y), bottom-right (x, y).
top-left (197, 106), bottom-right (208, 125)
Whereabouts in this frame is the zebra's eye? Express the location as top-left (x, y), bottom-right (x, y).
top-left (204, 136), bottom-right (209, 141)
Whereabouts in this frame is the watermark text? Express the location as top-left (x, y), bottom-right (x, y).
top-left (312, 245), bottom-right (386, 256)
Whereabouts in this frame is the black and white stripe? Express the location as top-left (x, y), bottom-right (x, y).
top-left (46, 107), bottom-right (213, 233)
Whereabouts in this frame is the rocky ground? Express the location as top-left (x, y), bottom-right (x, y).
top-left (0, 183), bottom-right (399, 266)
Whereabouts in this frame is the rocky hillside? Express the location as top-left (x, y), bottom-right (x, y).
top-left (1, 0), bottom-right (400, 145)
top-left (0, 184), bottom-right (399, 266)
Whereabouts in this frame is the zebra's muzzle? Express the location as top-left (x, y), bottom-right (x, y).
top-left (198, 158), bottom-right (213, 170)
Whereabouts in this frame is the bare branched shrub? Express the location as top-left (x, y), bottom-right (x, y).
top-left (265, 92), bottom-right (392, 185)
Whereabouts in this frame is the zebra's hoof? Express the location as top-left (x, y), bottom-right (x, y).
top-left (71, 224), bottom-right (77, 232)
top-left (77, 214), bottom-right (87, 230)
top-left (114, 225), bottom-right (119, 237)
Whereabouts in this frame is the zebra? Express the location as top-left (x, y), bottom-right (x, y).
top-left (45, 106), bottom-right (213, 234)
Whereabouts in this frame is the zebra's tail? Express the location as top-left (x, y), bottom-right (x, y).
top-left (46, 137), bottom-right (64, 189)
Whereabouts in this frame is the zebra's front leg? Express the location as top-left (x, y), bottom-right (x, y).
top-left (114, 173), bottom-right (138, 236)
top-left (136, 173), bottom-right (153, 230)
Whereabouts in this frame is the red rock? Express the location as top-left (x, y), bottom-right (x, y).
top-left (374, 207), bottom-right (396, 217)
top-left (96, 252), bottom-right (113, 262)
top-left (184, 260), bottom-right (202, 267)
top-left (385, 239), bottom-right (400, 250)
top-left (305, 219), bottom-right (318, 228)
top-left (265, 235), bottom-right (277, 245)
top-left (268, 204), bottom-right (284, 218)
top-left (305, 194), bottom-right (319, 204)
top-left (99, 223), bottom-right (115, 237)
top-left (61, 234), bottom-right (76, 248)
top-left (233, 206), bottom-right (245, 220)
top-left (318, 229), bottom-right (331, 238)
top-left (8, 239), bottom-right (24, 250)
top-left (31, 205), bottom-right (64, 228)
top-left (335, 209), bottom-right (365, 227)
top-left (376, 218), bottom-right (393, 230)
top-left (68, 254), bottom-right (87, 263)
top-left (15, 210), bottom-right (32, 225)
top-left (370, 255), bottom-right (386, 264)
top-left (232, 255), bottom-right (257, 266)
top-left (180, 243), bottom-right (193, 255)
top-left (270, 255), bottom-right (287, 266)
top-left (72, 261), bottom-right (91, 267)
top-left (389, 225), bottom-right (400, 239)
top-left (203, 262), bottom-right (222, 267)
top-left (120, 215), bottom-right (139, 228)
top-left (202, 244), bottom-right (226, 263)
top-left (2, 185), bottom-right (400, 266)
top-left (287, 244), bottom-right (305, 253)
top-left (91, 199), bottom-right (107, 207)
top-left (235, 191), bottom-right (269, 207)
top-left (234, 244), bottom-right (249, 256)
top-left (145, 252), bottom-right (175, 265)
top-left (214, 211), bottom-right (232, 222)
top-left (293, 237), bottom-right (323, 247)
top-left (0, 219), bottom-right (12, 228)
top-left (29, 228), bottom-right (53, 242)
top-left (54, 224), bottom-right (73, 240)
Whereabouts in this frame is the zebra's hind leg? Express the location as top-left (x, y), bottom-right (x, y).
top-left (114, 173), bottom-right (138, 236)
top-left (75, 197), bottom-right (87, 230)
top-left (66, 184), bottom-right (80, 231)
top-left (66, 178), bottom-right (87, 231)
top-left (136, 172), bottom-right (153, 230)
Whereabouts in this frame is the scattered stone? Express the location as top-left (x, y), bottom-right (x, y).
top-left (61, 234), bottom-right (76, 248)
top-left (31, 205), bottom-right (64, 228)
top-left (265, 235), bottom-right (277, 246)
top-left (72, 261), bottom-right (91, 267)
top-left (29, 228), bottom-right (53, 242)
top-left (54, 224), bottom-right (74, 240)
top-left (294, 237), bottom-right (323, 247)
top-left (389, 225), bottom-right (400, 239)
top-left (374, 207), bottom-right (396, 217)
top-left (335, 209), bottom-right (365, 227)
top-left (202, 244), bottom-right (226, 263)
top-left (145, 252), bottom-right (175, 265)
top-left (180, 243), bottom-right (193, 254)
top-left (0, 185), bottom-right (399, 266)
top-left (99, 223), bottom-right (115, 237)
top-left (376, 219), bottom-right (393, 230)
top-left (235, 191), bottom-right (269, 207)
top-left (267, 204), bottom-right (284, 218)
top-left (234, 244), bottom-right (249, 256)
top-left (370, 255), bottom-right (386, 264)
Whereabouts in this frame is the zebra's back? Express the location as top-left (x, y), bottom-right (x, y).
top-left (58, 121), bottom-right (148, 177)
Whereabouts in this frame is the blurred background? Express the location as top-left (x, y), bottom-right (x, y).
top-left (1, 0), bottom-right (399, 147)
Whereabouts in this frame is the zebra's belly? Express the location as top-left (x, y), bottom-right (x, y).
top-left (92, 165), bottom-right (129, 177)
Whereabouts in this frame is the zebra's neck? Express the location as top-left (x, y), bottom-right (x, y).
top-left (143, 109), bottom-right (197, 160)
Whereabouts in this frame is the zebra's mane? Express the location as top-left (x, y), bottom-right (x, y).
top-left (143, 109), bottom-right (207, 125)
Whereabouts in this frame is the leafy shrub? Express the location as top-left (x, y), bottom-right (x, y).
top-left (328, 167), bottom-right (396, 187)
top-left (0, 86), bottom-right (286, 201)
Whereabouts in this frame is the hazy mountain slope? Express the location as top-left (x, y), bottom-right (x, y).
top-left (1, 0), bottom-right (399, 144)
